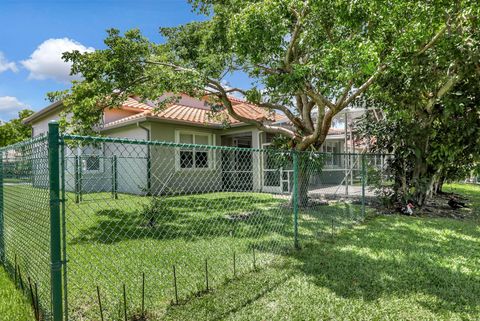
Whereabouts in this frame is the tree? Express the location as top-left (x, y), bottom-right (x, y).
top-left (50, 0), bottom-right (462, 153)
top-left (0, 109), bottom-right (34, 147)
top-left (357, 7), bottom-right (480, 206)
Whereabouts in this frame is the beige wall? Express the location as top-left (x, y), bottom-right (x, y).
top-left (102, 124), bottom-right (150, 194)
top-left (149, 122), bottom-right (223, 195)
top-left (31, 110), bottom-right (62, 137)
top-left (103, 109), bottom-right (138, 124)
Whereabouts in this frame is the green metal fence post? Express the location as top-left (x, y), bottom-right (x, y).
top-left (74, 155), bottom-right (79, 204)
top-left (292, 150), bottom-right (299, 249)
top-left (112, 155), bottom-right (118, 200)
top-left (0, 150), bottom-right (4, 263)
top-left (77, 155), bottom-right (83, 202)
top-left (48, 121), bottom-right (64, 321)
top-left (361, 154), bottom-right (366, 219)
top-left (60, 137), bottom-right (68, 321)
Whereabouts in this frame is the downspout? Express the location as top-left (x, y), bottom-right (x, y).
top-left (137, 122), bottom-right (152, 196)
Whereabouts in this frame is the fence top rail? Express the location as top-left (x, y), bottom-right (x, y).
top-left (0, 135), bottom-right (48, 153)
top-left (62, 133), bottom-right (392, 157)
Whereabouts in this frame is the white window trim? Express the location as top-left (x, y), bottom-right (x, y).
top-left (174, 130), bottom-right (216, 171)
top-left (77, 143), bottom-right (105, 173)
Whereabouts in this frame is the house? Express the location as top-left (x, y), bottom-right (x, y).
top-left (23, 94), bottom-right (358, 195)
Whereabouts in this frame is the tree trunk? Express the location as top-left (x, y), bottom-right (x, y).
top-left (297, 163), bottom-right (310, 207)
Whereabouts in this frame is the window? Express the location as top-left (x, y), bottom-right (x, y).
top-left (78, 144), bottom-right (104, 172)
top-left (83, 155), bottom-right (101, 171)
top-left (175, 131), bottom-right (214, 170)
top-left (323, 141), bottom-right (341, 167)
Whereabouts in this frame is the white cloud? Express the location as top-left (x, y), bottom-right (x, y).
top-left (21, 38), bottom-right (94, 82)
top-left (0, 52), bottom-right (18, 73)
top-left (0, 96), bottom-right (29, 112)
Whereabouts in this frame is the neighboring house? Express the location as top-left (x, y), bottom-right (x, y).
top-left (23, 94), bottom-right (359, 195)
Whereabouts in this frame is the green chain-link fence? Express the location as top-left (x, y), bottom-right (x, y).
top-left (0, 122), bottom-right (390, 321)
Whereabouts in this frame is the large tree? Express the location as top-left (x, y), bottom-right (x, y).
top-left (357, 5), bottom-right (480, 206)
top-left (0, 109), bottom-right (34, 147)
top-left (50, 0), bottom-right (465, 152)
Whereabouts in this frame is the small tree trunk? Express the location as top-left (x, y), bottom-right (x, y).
top-left (297, 164), bottom-right (310, 207)
top-left (437, 176), bottom-right (445, 194)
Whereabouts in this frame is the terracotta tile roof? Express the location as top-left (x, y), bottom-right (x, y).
top-left (157, 104), bottom-right (214, 124)
top-left (103, 96), bottom-right (280, 128)
top-left (104, 111), bottom-right (150, 127)
top-left (121, 97), bottom-right (153, 110)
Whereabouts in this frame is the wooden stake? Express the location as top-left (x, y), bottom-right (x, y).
top-left (205, 259), bottom-right (209, 292)
top-left (34, 283), bottom-right (39, 321)
top-left (233, 252), bottom-right (236, 278)
top-left (173, 265), bottom-right (178, 305)
top-left (123, 284), bottom-right (127, 321)
top-left (96, 286), bottom-right (104, 321)
top-left (17, 265), bottom-right (24, 292)
top-left (27, 277), bottom-right (38, 321)
top-left (141, 272), bottom-right (145, 318)
top-left (14, 254), bottom-right (17, 285)
top-left (331, 219), bottom-right (335, 240)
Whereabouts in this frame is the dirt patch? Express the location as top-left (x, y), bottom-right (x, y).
top-left (375, 192), bottom-right (473, 219)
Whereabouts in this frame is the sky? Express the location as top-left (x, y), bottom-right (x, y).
top-left (0, 0), bottom-right (250, 122)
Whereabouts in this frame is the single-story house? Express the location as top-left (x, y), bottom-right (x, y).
top-left (23, 94), bottom-right (359, 195)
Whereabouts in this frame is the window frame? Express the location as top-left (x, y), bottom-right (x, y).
top-left (174, 130), bottom-right (216, 171)
top-left (78, 143), bottom-right (105, 173)
top-left (322, 140), bottom-right (341, 167)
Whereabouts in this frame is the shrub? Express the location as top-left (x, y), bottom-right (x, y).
top-left (141, 197), bottom-right (173, 227)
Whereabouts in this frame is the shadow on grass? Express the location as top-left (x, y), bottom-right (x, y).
top-left (69, 195), bottom-right (294, 244)
top-left (161, 265), bottom-right (293, 321)
top-left (156, 215), bottom-right (480, 320)
top-left (294, 216), bottom-right (480, 315)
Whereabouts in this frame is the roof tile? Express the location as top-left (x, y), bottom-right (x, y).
top-left (104, 96), bottom-right (282, 128)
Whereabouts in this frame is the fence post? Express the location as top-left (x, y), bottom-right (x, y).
top-left (0, 150), bottom-right (4, 263)
top-left (292, 150), bottom-right (299, 249)
top-left (112, 155), bottom-right (118, 200)
top-left (74, 155), bottom-right (79, 204)
top-left (48, 121), bottom-right (64, 321)
top-left (361, 154), bottom-right (366, 219)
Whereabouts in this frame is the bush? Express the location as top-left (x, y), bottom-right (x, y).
top-left (141, 197), bottom-right (173, 227)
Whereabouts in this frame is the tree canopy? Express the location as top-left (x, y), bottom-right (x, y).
top-left (0, 110), bottom-right (34, 147)
top-left (357, 2), bottom-right (480, 205)
top-left (49, 0), bottom-right (468, 151)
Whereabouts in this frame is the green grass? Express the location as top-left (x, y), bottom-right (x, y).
top-left (164, 214), bottom-right (480, 321)
top-left (444, 182), bottom-right (480, 219)
top-left (2, 183), bottom-right (480, 320)
top-left (0, 266), bottom-right (35, 321)
top-left (162, 184), bottom-right (480, 321)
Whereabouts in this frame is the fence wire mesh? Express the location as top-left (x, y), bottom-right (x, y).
top-left (299, 153), bottom-right (391, 242)
top-left (62, 136), bottom-right (294, 321)
top-left (0, 136), bottom-right (53, 320)
top-left (0, 130), bottom-right (391, 321)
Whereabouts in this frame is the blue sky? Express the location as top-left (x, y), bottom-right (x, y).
top-left (0, 0), bottom-right (243, 121)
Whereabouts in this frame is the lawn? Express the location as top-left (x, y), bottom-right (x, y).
top-left (1, 183), bottom-right (479, 320)
top-left (0, 267), bottom-right (35, 321)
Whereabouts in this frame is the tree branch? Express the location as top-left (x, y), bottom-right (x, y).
top-left (285, 0), bottom-right (310, 69)
top-left (300, 94), bottom-right (314, 133)
top-left (416, 25), bottom-right (448, 56)
top-left (208, 80), bottom-right (297, 139)
top-left (335, 80), bottom-right (354, 108)
top-left (305, 86), bottom-right (336, 110)
top-left (341, 64), bottom-right (387, 108)
top-left (426, 73), bottom-right (460, 113)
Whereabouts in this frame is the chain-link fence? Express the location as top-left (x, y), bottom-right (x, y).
top-left (0, 123), bottom-right (390, 321)
top-left (0, 135), bottom-right (53, 321)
